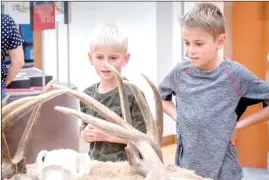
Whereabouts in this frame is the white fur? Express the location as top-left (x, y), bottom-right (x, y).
top-left (36, 149), bottom-right (91, 179)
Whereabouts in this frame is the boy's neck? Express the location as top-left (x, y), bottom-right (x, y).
top-left (98, 79), bottom-right (118, 94)
top-left (197, 55), bottom-right (224, 72)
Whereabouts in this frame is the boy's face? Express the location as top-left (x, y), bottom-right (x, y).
top-left (183, 27), bottom-right (226, 71)
top-left (88, 46), bottom-right (130, 81)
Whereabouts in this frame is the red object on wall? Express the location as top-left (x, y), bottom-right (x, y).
top-left (33, 4), bottom-right (55, 31)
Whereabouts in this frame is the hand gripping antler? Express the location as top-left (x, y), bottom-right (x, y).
top-left (1, 80), bottom-right (67, 179)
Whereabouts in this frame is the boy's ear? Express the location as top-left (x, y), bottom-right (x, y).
top-left (122, 52), bottom-right (130, 67)
top-left (216, 34), bottom-right (227, 50)
top-left (88, 53), bottom-right (94, 65)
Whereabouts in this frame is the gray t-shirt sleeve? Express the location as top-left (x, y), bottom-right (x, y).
top-left (158, 62), bottom-right (182, 101)
top-left (237, 64), bottom-right (269, 106)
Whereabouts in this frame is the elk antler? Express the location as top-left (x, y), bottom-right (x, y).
top-left (49, 68), bottom-right (163, 164)
top-left (105, 63), bottom-right (132, 125)
top-left (13, 79), bottom-right (58, 162)
top-left (2, 96), bottom-right (36, 118)
top-left (2, 88), bottom-right (67, 130)
top-left (125, 74), bottom-right (164, 144)
top-left (55, 106), bottom-right (166, 179)
top-left (50, 84), bottom-right (131, 129)
top-left (54, 68), bottom-right (167, 179)
top-left (141, 74), bottom-right (163, 143)
top-left (2, 95), bottom-right (10, 107)
top-left (103, 63), bottom-right (152, 175)
top-left (102, 63), bottom-right (163, 162)
top-left (123, 81), bottom-right (158, 144)
top-left (1, 80), bottom-right (67, 179)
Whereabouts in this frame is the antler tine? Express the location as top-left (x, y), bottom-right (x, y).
top-left (125, 143), bottom-right (147, 176)
top-left (141, 74), bottom-right (163, 143)
top-left (50, 84), bottom-right (132, 129)
top-left (42, 79), bottom-right (58, 93)
top-left (2, 95), bottom-right (10, 107)
top-left (55, 106), bottom-right (138, 142)
top-left (123, 80), bottom-right (163, 163)
top-left (104, 62), bottom-right (132, 124)
top-left (2, 133), bottom-right (27, 179)
top-left (13, 79), bottom-right (58, 163)
top-left (103, 63), bottom-right (149, 175)
top-left (2, 133), bottom-right (12, 166)
top-left (54, 106), bottom-right (166, 179)
top-left (2, 79), bottom-right (58, 118)
top-left (2, 96), bottom-right (36, 119)
top-left (1, 132), bottom-right (21, 179)
top-left (2, 89), bottom-right (67, 130)
top-left (102, 63), bottom-right (163, 167)
top-left (123, 81), bottom-right (156, 141)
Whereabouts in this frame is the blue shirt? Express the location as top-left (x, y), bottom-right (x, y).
top-left (1, 14), bottom-right (24, 90)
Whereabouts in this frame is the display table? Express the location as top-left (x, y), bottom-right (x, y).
top-left (4, 83), bottom-right (80, 164)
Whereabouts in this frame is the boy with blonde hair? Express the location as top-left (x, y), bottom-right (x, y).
top-left (80, 22), bottom-right (146, 162)
top-left (159, 3), bottom-right (269, 180)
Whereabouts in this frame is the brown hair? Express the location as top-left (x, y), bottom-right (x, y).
top-left (180, 3), bottom-right (225, 40)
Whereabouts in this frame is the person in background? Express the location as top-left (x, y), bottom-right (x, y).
top-left (1, 14), bottom-right (25, 100)
top-left (79, 22), bottom-right (147, 162)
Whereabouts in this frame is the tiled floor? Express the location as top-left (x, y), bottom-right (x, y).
top-left (161, 144), bottom-right (269, 180)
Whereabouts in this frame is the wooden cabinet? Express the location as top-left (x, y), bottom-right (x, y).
top-left (231, 2), bottom-right (269, 168)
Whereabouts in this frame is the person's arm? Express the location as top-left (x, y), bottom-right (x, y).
top-left (6, 46), bottom-right (24, 86)
top-left (162, 100), bottom-right (176, 121)
top-left (236, 106), bottom-right (269, 130)
top-left (82, 90), bottom-right (148, 145)
top-left (79, 91), bottom-right (127, 144)
top-left (81, 124), bottom-right (127, 144)
top-left (5, 15), bottom-right (24, 87)
top-left (158, 62), bottom-right (181, 120)
top-left (234, 65), bottom-right (269, 131)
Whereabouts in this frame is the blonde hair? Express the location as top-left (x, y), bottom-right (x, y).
top-left (180, 3), bottom-right (225, 40)
top-left (89, 22), bottom-right (128, 53)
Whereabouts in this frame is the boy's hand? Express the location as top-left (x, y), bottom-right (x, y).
top-left (81, 124), bottom-right (110, 143)
top-left (230, 128), bottom-right (240, 146)
top-left (162, 100), bottom-right (177, 121)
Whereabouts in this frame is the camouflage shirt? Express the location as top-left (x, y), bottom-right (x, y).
top-left (80, 81), bottom-right (146, 162)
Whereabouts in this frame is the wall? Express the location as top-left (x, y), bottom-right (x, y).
top-left (223, 2), bottom-right (233, 59)
top-left (43, 2), bottom-right (156, 89)
top-left (42, 2), bottom-right (189, 137)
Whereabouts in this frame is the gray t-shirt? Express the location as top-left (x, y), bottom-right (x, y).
top-left (158, 59), bottom-right (269, 180)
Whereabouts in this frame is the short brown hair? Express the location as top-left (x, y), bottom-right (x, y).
top-left (180, 3), bottom-right (225, 39)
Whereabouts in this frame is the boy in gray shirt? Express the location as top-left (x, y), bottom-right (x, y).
top-left (158, 3), bottom-right (269, 180)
